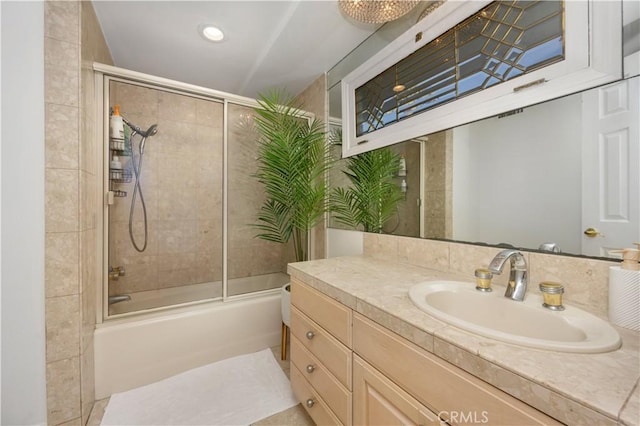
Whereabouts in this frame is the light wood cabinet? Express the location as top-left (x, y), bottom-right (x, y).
top-left (290, 279), bottom-right (561, 426)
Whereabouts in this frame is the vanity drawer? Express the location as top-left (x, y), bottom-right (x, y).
top-left (291, 335), bottom-right (352, 425)
top-left (291, 279), bottom-right (352, 347)
top-left (291, 306), bottom-right (352, 389)
top-left (291, 364), bottom-right (343, 426)
top-left (353, 313), bottom-right (560, 426)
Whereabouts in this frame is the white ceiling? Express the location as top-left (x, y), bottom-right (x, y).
top-left (92, 1), bottom-right (380, 99)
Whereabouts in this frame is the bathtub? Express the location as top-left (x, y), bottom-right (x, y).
top-left (95, 279), bottom-right (286, 398)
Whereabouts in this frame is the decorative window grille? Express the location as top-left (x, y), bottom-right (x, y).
top-left (355, 1), bottom-right (564, 137)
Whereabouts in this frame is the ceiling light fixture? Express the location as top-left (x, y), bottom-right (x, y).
top-left (200, 25), bottom-right (224, 42)
top-left (338, 0), bottom-right (421, 24)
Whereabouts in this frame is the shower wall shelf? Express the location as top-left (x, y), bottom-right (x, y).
top-left (109, 169), bottom-right (132, 183)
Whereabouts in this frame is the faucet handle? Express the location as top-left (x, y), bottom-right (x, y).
top-left (539, 281), bottom-right (565, 311)
top-left (475, 268), bottom-right (493, 292)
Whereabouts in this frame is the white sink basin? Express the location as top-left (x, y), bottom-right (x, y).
top-left (409, 281), bottom-right (621, 353)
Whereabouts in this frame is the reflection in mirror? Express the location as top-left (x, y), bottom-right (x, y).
top-left (328, 76), bottom-right (639, 258)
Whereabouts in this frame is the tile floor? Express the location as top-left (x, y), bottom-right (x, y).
top-left (86, 344), bottom-right (314, 425)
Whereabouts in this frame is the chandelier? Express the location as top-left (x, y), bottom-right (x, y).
top-left (338, 0), bottom-right (421, 24)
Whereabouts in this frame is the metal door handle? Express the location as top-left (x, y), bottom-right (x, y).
top-left (306, 364), bottom-right (315, 373)
top-left (584, 227), bottom-right (604, 238)
top-left (306, 331), bottom-right (315, 340)
top-left (306, 398), bottom-right (315, 408)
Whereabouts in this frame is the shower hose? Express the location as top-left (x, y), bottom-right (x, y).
top-left (129, 132), bottom-right (148, 252)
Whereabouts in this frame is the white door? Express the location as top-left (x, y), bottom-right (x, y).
top-left (582, 77), bottom-right (640, 257)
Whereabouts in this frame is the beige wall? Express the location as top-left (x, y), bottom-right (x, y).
top-left (44, 1), bottom-right (113, 424)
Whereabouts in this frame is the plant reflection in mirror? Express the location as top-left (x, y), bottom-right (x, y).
top-left (330, 128), bottom-right (404, 233)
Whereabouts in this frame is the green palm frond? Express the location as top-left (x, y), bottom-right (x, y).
top-left (253, 90), bottom-right (332, 261)
top-left (330, 146), bottom-right (404, 233)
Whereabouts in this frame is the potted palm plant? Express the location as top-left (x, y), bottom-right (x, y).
top-left (252, 91), bottom-right (331, 358)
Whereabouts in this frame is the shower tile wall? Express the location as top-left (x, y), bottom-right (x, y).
top-left (44, 1), bottom-right (113, 424)
top-left (109, 83), bottom-right (223, 296)
top-left (423, 129), bottom-right (453, 239)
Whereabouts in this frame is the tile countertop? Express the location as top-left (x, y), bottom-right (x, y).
top-left (288, 255), bottom-right (640, 426)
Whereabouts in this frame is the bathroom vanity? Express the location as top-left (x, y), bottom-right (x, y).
top-left (288, 256), bottom-right (640, 425)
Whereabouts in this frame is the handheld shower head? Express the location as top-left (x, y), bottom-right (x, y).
top-left (122, 117), bottom-right (158, 138)
top-left (144, 124), bottom-right (158, 137)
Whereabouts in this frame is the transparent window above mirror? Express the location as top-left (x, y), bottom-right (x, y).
top-left (340, 0), bottom-right (624, 157)
top-left (355, 1), bottom-right (565, 137)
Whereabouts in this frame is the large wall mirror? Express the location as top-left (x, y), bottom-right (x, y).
top-left (327, 0), bottom-right (639, 259)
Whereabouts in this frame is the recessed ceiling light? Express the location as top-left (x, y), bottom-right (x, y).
top-left (201, 25), bottom-right (224, 42)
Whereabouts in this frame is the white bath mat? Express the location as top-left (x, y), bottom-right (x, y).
top-left (101, 349), bottom-right (298, 425)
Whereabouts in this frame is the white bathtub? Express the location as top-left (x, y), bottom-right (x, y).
top-left (94, 290), bottom-right (283, 399)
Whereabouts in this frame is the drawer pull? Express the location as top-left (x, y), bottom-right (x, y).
top-left (306, 398), bottom-right (315, 408)
top-left (306, 364), bottom-right (315, 373)
top-left (306, 331), bottom-right (315, 340)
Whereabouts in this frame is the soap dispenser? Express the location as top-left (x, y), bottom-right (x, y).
top-left (110, 105), bottom-right (125, 150)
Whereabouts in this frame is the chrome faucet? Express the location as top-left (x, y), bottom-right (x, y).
top-left (487, 249), bottom-right (528, 301)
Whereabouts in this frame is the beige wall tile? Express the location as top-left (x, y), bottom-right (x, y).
top-left (363, 233), bottom-right (399, 261)
top-left (46, 103), bottom-right (79, 169)
top-left (46, 169), bottom-right (79, 232)
top-left (47, 357), bottom-right (81, 425)
top-left (80, 342), bottom-right (95, 425)
top-left (46, 295), bottom-right (80, 362)
top-left (158, 91), bottom-right (198, 124)
top-left (110, 220), bottom-right (159, 260)
top-left (46, 232), bottom-right (79, 297)
top-left (80, 68), bottom-right (96, 175)
top-left (81, 230), bottom-right (97, 351)
top-left (157, 252), bottom-right (197, 272)
top-left (80, 171), bottom-right (96, 231)
top-left (196, 220), bottom-right (223, 253)
top-left (158, 186), bottom-right (197, 221)
top-left (397, 237), bottom-right (450, 272)
top-left (195, 98), bottom-right (223, 126)
top-left (157, 268), bottom-right (199, 289)
top-left (196, 250), bottom-right (223, 283)
top-left (529, 252), bottom-right (615, 318)
top-left (114, 82), bottom-right (159, 119)
top-left (448, 243), bottom-right (521, 287)
top-left (108, 261), bottom-right (159, 295)
top-left (157, 220), bottom-right (197, 254)
top-left (45, 0), bottom-right (79, 44)
top-left (45, 37), bottom-right (79, 107)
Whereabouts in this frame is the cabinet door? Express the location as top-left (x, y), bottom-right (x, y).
top-left (353, 355), bottom-right (440, 426)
